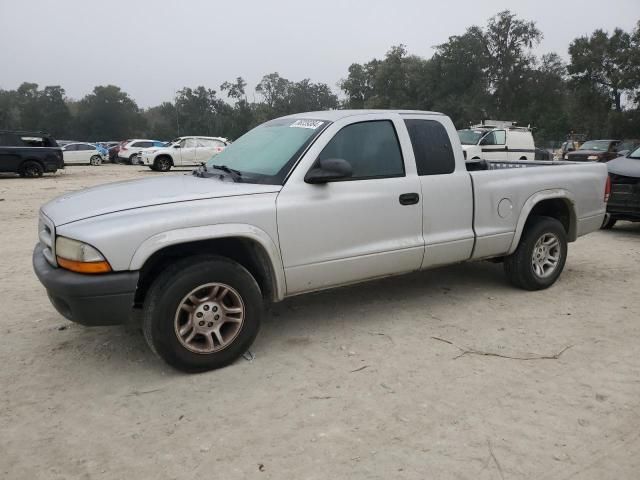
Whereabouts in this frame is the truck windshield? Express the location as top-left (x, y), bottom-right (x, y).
top-left (457, 129), bottom-right (485, 145)
top-left (579, 140), bottom-right (611, 151)
top-left (205, 118), bottom-right (328, 184)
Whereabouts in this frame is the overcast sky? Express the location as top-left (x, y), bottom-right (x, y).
top-left (1, 0), bottom-right (638, 107)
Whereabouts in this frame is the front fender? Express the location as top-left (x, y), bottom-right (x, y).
top-left (129, 223), bottom-right (287, 300)
top-left (506, 189), bottom-right (577, 255)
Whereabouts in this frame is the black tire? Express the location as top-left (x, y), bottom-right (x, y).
top-left (129, 154), bottom-right (138, 165)
top-left (154, 156), bottom-right (172, 172)
top-left (142, 255), bottom-right (262, 372)
top-left (19, 160), bottom-right (44, 178)
top-left (90, 155), bottom-right (102, 166)
top-left (504, 216), bottom-right (568, 291)
top-left (601, 216), bottom-right (617, 230)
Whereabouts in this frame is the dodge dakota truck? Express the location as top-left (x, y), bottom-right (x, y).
top-left (33, 110), bottom-right (609, 372)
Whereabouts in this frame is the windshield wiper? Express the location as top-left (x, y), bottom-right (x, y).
top-left (209, 164), bottom-right (243, 182)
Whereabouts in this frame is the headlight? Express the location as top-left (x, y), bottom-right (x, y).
top-left (587, 155), bottom-right (598, 160)
top-left (55, 236), bottom-right (112, 274)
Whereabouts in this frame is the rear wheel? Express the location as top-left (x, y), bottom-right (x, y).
top-left (601, 216), bottom-right (617, 230)
top-left (504, 216), bottom-right (567, 290)
top-left (154, 156), bottom-right (172, 172)
top-left (90, 155), bottom-right (102, 166)
top-left (142, 256), bottom-right (262, 372)
top-left (129, 154), bottom-right (138, 165)
top-left (19, 160), bottom-right (44, 178)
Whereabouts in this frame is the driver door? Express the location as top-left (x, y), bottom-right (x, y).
top-left (276, 115), bottom-right (424, 295)
top-left (480, 130), bottom-right (507, 161)
top-left (178, 138), bottom-right (197, 166)
top-left (63, 144), bottom-right (81, 164)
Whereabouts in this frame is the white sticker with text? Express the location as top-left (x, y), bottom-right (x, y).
top-left (290, 120), bottom-right (323, 129)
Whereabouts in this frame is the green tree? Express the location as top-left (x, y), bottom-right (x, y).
top-left (75, 85), bottom-right (145, 140)
top-left (484, 10), bottom-right (542, 116)
top-left (568, 24), bottom-right (639, 111)
top-left (430, 26), bottom-right (491, 127)
top-left (174, 86), bottom-right (224, 136)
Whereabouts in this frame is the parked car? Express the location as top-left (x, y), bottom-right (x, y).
top-left (32, 110), bottom-right (609, 372)
top-left (601, 145), bottom-right (640, 229)
top-left (0, 130), bottom-right (64, 177)
top-left (617, 139), bottom-right (640, 157)
top-left (94, 144), bottom-right (109, 158)
top-left (131, 141), bottom-right (169, 165)
top-left (108, 140), bottom-right (129, 163)
top-left (565, 139), bottom-right (621, 162)
top-left (458, 120), bottom-right (535, 161)
top-left (140, 136), bottom-right (228, 171)
top-left (117, 139), bottom-right (165, 164)
top-left (61, 143), bottom-right (104, 166)
top-left (535, 147), bottom-right (552, 160)
top-left (56, 140), bottom-right (76, 148)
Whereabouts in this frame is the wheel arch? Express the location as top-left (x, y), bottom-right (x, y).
top-left (131, 224), bottom-right (286, 305)
top-left (19, 157), bottom-right (45, 170)
top-left (507, 190), bottom-right (577, 255)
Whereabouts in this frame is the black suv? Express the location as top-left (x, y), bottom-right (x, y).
top-left (0, 130), bottom-right (64, 177)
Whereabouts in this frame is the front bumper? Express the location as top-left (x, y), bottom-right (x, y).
top-left (33, 243), bottom-right (139, 326)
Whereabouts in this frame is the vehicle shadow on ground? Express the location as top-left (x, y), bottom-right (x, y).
top-left (606, 221), bottom-right (640, 236)
top-left (47, 260), bottom-right (507, 377)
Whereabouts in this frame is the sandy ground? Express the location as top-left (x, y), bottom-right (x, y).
top-left (1, 164), bottom-right (639, 480)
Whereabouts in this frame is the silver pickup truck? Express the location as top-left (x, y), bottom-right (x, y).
top-left (33, 110), bottom-right (609, 372)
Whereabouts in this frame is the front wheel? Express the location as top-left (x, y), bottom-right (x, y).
top-left (504, 216), bottom-right (567, 290)
top-left (142, 256), bottom-right (263, 372)
top-left (154, 157), bottom-right (172, 172)
top-left (90, 155), bottom-right (102, 166)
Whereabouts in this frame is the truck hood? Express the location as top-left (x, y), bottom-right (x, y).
top-left (42, 175), bottom-right (281, 226)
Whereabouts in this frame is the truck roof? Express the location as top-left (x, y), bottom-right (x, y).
top-left (281, 110), bottom-right (445, 122)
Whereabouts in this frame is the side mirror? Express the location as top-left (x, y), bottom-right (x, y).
top-left (304, 158), bottom-right (353, 184)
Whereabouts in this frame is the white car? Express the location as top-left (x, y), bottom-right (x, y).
top-left (140, 136), bottom-right (228, 171)
top-left (458, 120), bottom-right (535, 161)
top-left (118, 139), bottom-right (164, 164)
top-left (34, 110), bottom-right (608, 372)
top-left (61, 143), bottom-right (104, 166)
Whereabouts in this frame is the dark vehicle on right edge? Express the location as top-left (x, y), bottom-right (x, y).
top-left (566, 139), bottom-right (621, 162)
top-left (0, 130), bottom-right (64, 177)
top-left (602, 145), bottom-right (640, 229)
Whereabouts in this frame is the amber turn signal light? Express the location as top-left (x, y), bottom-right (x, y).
top-left (57, 257), bottom-right (112, 274)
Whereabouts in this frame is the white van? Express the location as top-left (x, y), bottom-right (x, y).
top-left (458, 121), bottom-right (535, 161)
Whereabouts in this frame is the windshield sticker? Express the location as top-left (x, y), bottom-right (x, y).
top-left (290, 120), bottom-right (323, 129)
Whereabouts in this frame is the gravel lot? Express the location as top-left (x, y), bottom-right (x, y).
top-left (1, 165), bottom-right (639, 479)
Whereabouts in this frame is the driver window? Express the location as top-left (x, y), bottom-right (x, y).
top-left (183, 138), bottom-right (197, 148)
top-left (482, 130), bottom-right (506, 145)
top-left (317, 120), bottom-right (404, 179)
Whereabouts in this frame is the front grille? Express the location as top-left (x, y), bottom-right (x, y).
top-left (608, 175), bottom-right (640, 213)
top-left (38, 212), bottom-right (57, 267)
top-left (568, 154), bottom-right (590, 162)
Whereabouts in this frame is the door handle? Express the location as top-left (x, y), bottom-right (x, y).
top-left (399, 193), bottom-right (419, 205)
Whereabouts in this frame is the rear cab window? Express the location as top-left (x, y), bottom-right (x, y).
top-left (404, 119), bottom-right (455, 175)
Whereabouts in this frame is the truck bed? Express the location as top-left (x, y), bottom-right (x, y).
top-left (466, 159), bottom-right (608, 260)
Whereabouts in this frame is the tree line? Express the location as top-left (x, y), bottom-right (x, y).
top-left (1, 11), bottom-right (639, 145)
